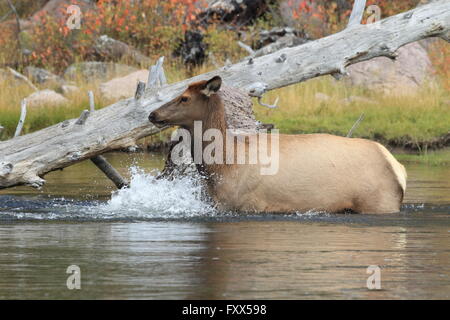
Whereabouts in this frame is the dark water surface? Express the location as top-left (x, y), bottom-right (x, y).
top-left (0, 153), bottom-right (449, 299)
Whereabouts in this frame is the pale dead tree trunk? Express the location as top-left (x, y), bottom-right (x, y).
top-left (0, 0), bottom-right (449, 190)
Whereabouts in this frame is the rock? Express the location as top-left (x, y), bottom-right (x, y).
top-left (61, 85), bottom-right (81, 96)
top-left (93, 35), bottom-right (151, 66)
top-left (24, 66), bottom-right (64, 86)
top-left (26, 89), bottom-right (69, 108)
top-left (315, 92), bottom-right (330, 102)
top-left (100, 70), bottom-right (149, 101)
top-left (64, 62), bottom-right (138, 82)
top-left (345, 42), bottom-right (434, 95)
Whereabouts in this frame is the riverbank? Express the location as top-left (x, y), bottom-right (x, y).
top-left (1, 73), bottom-right (449, 152)
top-left (254, 77), bottom-right (450, 152)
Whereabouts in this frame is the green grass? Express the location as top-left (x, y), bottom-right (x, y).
top-left (255, 77), bottom-right (450, 144)
top-left (0, 78), bottom-right (101, 139)
top-left (394, 149), bottom-right (450, 166)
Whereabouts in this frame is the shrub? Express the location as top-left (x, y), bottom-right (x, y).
top-left (19, 0), bottom-right (211, 72)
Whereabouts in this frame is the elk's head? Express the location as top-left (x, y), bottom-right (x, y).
top-left (148, 76), bottom-right (222, 129)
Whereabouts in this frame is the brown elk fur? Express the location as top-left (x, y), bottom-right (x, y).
top-left (149, 76), bottom-right (407, 214)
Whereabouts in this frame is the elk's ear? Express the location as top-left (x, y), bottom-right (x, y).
top-left (201, 76), bottom-right (222, 97)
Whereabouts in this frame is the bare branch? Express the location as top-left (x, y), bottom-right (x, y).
top-left (159, 66), bottom-right (167, 86)
top-left (147, 65), bottom-right (158, 88)
top-left (238, 41), bottom-right (255, 55)
top-left (347, 113), bottom-right (365, 137)
top-left (258, 96), bottom-right (279, 109)
top-left (75, 110), bottom-right (90, 125)
top-left (348, 0), bottom-right (367, 27)
top-left (90, 156), bottom-right (129, 189)
top-left (246, 82), bottom-right (279, 109)
top-left (135, 81), bottom-right (146, 100)
top-left (14, 99), bottom-right (27, 137)
top-left (7, 68), bottom-right (38, 91)
top-left (147, 56), bottom-right (167, 89)
top-left (88, 91), bottom-right (95, 112)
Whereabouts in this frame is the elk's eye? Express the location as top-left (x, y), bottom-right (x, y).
top-left (181, 97), bottom-right (189, 103)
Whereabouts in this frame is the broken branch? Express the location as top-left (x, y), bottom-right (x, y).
top-left (90, 155), bottom-right (129, 189)
top-left (347, 113), bottom-right (365, 138)
top-left (14, 99), bottom-right (27, 138)
top-left (348, 0), bottom-right (367, 27)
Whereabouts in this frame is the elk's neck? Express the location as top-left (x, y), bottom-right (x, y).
top-left (204, 94), bottom-right (227, 134)
top-left (188, 94), bottom-right (229, 179)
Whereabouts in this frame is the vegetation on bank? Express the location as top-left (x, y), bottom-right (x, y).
top-left (255, 77), bottom-right (450, 148)
top-left (394, 149), bottom-right (450, 166)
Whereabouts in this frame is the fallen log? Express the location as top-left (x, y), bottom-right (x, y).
top-left (0, 0), bottom-right (449, 190)
top-left (84, 90), bottom-right (130, 189)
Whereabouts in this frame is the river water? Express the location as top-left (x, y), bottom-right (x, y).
top-left (0, 153), bottom-right (449, 299)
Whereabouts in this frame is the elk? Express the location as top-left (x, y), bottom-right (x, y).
top-left (148, 76), bottom-right (407, 214)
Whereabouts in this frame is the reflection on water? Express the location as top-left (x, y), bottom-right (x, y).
top-left (0, 216), bottom-right (449, 299)
top-left (404, 164), bottom-right (450, 204)
top-left (0, 152), bottom-right (449, 299)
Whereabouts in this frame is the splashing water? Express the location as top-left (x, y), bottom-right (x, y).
top-left (99, 167), bottom-right (216, 218)
top-left (0, 166), bottom-right (217, 221)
